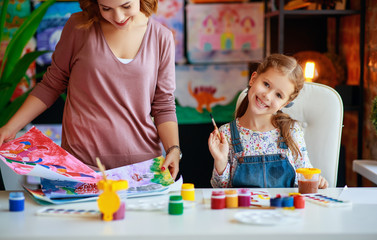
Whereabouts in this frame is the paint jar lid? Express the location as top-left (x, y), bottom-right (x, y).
top-left (9, 192), bottom-right (24, 200)
top-left (169, 195), bottom-right (183, 202)
top-left (212, 190), bottom-right (225, 196)
top-left (225, 189), bottom-right (237, 195)
top-left (296, 168), bottom-right (321, 179)
top-left (181, 183), bottom-right (195, 190)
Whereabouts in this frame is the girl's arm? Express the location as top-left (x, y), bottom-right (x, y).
top-left (0, 95), bottom-right (48, 146)
top-left (157, 121), bottom-right (180, 180)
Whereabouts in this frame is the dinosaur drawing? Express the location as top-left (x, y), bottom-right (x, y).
top-left (188, 81), bottom-right (226, 113)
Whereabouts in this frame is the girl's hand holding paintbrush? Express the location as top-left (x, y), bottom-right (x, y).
top-left (208, 115), bottom-right (229, 175)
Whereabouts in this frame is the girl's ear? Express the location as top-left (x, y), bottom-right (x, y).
top-left (249, 72), bottom-right (257, 86)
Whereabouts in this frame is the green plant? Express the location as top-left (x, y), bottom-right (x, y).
top-left (372, 96), bottom-right (377, 134)
top-left (0, 0), bottom-right (56, 127)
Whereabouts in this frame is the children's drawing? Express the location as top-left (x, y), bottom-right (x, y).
top-left (186, 2), bottom-right (264, 63)
top-left (40, 156), bottom-right (175, 199)
top-left (25, 124), bottom-right (62, 145)
top-left (36, 1), bottom-right (81, 66)
top-left (0, 126), bottom-right (101, 183)
top-left (152, 0), bottom-right (185, 63)
top-left (175, 63), bottom-right (249, 124)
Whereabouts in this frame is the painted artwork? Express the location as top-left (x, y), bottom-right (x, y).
top-left (153, 0), bottom-right (185, 63)
top-left (1, 0), bottom-right (36, 101)
top-left (0, 126), bottom-right (101, 183)
top-left (186, 2), bottom-right (264, 63)
top-left (40, 156), bottom-right (175, 199)
top-left (25, 124), bottom-right (62, 145)
top-left (36, 1), bottom-right (81, 66)
top-left (175, 63), bottom-right (249, 124)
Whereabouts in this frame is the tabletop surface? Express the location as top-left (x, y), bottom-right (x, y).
top-left (0, 187), bottom-right (377, 240)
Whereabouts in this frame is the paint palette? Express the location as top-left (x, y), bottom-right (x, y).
top-left (36, 207), bottom-right (101, 218)
top-left (234, 210), bottom-right (302, 225)
top-left (304, 194), bottom-right (352, 207)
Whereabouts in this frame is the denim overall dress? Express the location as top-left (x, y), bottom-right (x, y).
top-left (230, 120), bottom-right (295, 188)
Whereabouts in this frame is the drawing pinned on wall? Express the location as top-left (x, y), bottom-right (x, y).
top-left (186, 2), bottom-right (264, 63)
top-left (36, 1), bottom-right (81, 66)
top-left (175, 63), bottom-right (249, 124)
top-left (0, 126), bottom-right (101, 183)
top-left (153, 0), bottom-right (185, 63)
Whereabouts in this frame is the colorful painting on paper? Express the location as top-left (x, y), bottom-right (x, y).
top-left (186, 2), bottom-right (264, 63)
top-left (40, 156), bottom-right (175, 199)
top-left (0, 0), bottom-right (36, 101)
top-left (25, 124), bottom-right (62, 146)
top-left (36, 1), bottom-right (81, 66)
top-left (0, 127), bottom-right (101, 183)
top-left (153, 0), bottom-right (185, 63)
top-left (175, 63), bottom-right (249, 124)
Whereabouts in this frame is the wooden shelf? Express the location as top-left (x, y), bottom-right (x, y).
top-left (265, 9), bottom-right (360, 18)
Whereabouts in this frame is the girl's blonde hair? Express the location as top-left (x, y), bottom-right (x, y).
top-left (236, 53), bottom-right (305, 160)
top-left (77, 0), bottom-right (158, 28)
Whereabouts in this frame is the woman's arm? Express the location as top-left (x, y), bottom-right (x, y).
top-left (157, 121), bottom-right (180, 179)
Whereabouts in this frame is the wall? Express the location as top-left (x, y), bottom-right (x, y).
top-left (361, 0), bottom-right (377, 186)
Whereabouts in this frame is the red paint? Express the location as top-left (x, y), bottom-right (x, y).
top-left (238, 188), bottom-right (251, 207)
top-left (211, 191), bottom-right (225, 210)
top-left (294, 195), bottom-right (305, 209)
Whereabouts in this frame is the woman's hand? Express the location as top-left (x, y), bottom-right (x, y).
top-left (161, 148), bottom-right (180, 180)
top-left (0, 126), bottom-right (17, 146)
top-left (318, 175), bottom-right (328, 189)
top-left (208, 130), bottom-right (229, 175)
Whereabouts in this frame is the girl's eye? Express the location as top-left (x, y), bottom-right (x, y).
top-left (102, 7), bottom-right (111, 11)
top-left (276, 93), bottom-right (282, 99)
top-left (123, 5), bottom-right (131, 9)
top-left (263, 82), bottom-right (270, 88)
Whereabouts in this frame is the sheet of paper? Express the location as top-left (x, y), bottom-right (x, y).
top-left (338, 187), bottom-right (377, 204)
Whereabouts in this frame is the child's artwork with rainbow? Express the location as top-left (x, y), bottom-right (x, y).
top-left (186, 2), bottom-right (264, 63)
top-left (0, 126), bottom-right (101, 184)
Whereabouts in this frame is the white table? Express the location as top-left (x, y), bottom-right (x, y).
top-left (0, 188), bottom-right (376, 240)
top-left (353, 160), bottom-right (377, 185)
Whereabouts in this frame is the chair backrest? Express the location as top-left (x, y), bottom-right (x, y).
top-left (236, 82), bottom-right (343, 187)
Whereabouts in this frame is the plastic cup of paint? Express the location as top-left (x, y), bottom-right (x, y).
top-left (9, 192), bottom-right (25, 212)
top-left (238, 188), bottom-right (251, 207)
top-left (225, 189), bottom-right (238, 208)
top-left (296, 168), bottom-right (321, 194)
top-left (169, 195), bottom-right (184, 215)
top-left (181, 183), bottom-right (195, 201)
top-left (211, 191), bottom-right (226, 210)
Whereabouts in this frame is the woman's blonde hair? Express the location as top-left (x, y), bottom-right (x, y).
top-left (78, 0), bottom-right (158, 28)
top-left (235, 53), bottom-right (305, 160)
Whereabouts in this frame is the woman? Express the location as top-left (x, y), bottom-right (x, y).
top-left (0, 0), bottom-right (181, 179)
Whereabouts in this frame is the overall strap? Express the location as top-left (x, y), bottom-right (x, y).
top-left (230, 120), bottom-right (243, 154)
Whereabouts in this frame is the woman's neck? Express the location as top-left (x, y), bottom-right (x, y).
top-left (238, 111), bottom-right (275, 132)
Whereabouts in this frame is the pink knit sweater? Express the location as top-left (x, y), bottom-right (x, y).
top-left (31, 12), bottom-right (177, 169)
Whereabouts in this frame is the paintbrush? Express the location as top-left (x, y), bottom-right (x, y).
top-left (209, 113), bottom-right (221, 141)
top-left (96, 157), bottom-right (107, 181)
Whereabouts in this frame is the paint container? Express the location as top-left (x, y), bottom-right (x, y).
top-left (113, 202), bottom-right (126, 220)
top-left (282, 196), bottom-right (294, 207)
top-left (9, 192), bottom-right (24, 212)
top-left (225, 189), bottom-right (238, 208)
top-left (181, 183), bottom-right (195, 201)
top-left (211, 191), bottom-right (226, 210)
top-left (296, 168), bottom-right (321, 194)
top-left (293, 195), bottom-right (305, 209)
top-left (238, 188), bottom-right (251, 207)
top-left (169, 195), bottom-right (184, 215)
top-left (270, 197), bottom-right (283, 207)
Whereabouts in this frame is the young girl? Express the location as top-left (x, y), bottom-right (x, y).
top-left (208, 54), bottom-right (328, 188)
top-left (0, 0), bottom-right (181, 178)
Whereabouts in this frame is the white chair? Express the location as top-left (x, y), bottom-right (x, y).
top-left (236, 82), bottom-right (344, 187)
